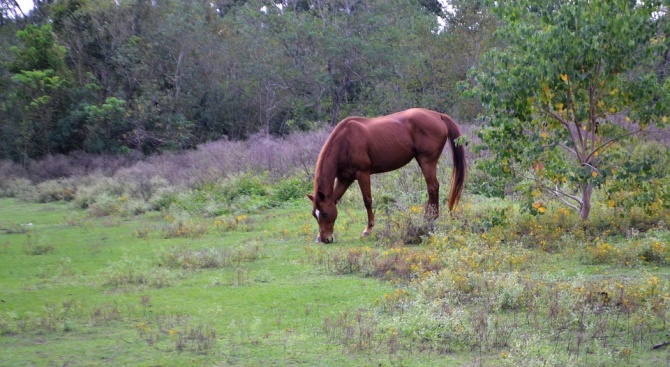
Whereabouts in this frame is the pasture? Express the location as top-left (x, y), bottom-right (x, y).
top-left (1, 132), bottom-right (670, 366)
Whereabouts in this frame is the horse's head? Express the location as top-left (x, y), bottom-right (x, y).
top-left (307, 191), bottom-right (338, 243)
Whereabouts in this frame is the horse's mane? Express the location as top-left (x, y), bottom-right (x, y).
top-left (313, 117), bottom-right (361, 195)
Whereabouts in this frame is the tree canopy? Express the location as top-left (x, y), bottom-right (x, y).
top-left (467, 0), bottom-right (670, 220)
top-left (0, 0), bottom-right (491, 160)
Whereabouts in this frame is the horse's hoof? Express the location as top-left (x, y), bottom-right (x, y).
top-left (361, 231), bottom-right (371, 237)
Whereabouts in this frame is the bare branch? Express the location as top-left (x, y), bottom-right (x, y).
top-left (584, 128), bottom-right (643, 162)
top-left (550, 184), bottom-right (582, 212)
top-left (538, 107), bottom-right (585, 162)
top-left (558, 142), bottom-right (577, 156)
top-left (523, 172), bottom-right (582, 212)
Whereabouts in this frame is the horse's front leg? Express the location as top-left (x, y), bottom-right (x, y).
top-left (332, 178), bottom-right (353, 204)
top-left (356, 172), bottom-right (374, 236)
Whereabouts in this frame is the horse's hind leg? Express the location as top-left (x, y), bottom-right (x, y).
top-left (356, 172), bottom-right (375, 236)
top-left (417, 159), bottom-right (440, 219)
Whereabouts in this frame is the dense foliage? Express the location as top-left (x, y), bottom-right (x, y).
top-left (3, 0), bottom-right (669, 223)
top-left (0, 0), bottom-right (493, 161)
top-left (466, 0), bottom-right (670, 220)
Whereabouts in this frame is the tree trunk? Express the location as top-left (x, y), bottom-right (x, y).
top-left (580, 182), bottom-right (593, 221)
top-left (330, 89), bottom-right (341, 125)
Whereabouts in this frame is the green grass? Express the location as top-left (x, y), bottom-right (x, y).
top-left (0, 199), bottom-right (398, 366)
top-left (1, 195), bottom-right (670, 366)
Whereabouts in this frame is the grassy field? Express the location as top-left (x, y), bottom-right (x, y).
top-left (1, 191), bottom-right (669, 366)
top-left (0, 197), bottom-right (406, 366)
top-left (1, 132), bottom-right (669, 366)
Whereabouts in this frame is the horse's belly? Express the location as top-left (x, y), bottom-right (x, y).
top-left (365, 133), bottom-right (415, 173)
top-left (369, 150), bottom-right (414, 173)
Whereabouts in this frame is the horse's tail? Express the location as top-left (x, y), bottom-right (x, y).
top-left (441, 114), bottom-right (467, 211)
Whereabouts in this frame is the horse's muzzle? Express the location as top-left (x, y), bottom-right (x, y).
top-left (318, 234), bottom-right (334, 244)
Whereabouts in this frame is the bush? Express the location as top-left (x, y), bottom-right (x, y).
top-left (35, 179), bottom-right (77, 202)
top-left (271, 176), bottom-right (311, 204)
top-left (101, 257), bottom-right (181, 289)
top-left (159, 243), bottom-right (263, 270)
top-left (0, 177), bottom-right (36, 199)
top-left (86, 193), bottom-right (123, 217)
top-left (603, 140), bottom-right (670, 231)
top-left (73, 173), bottom-right (124, 209)
top-left (220, 174), bottom-right (267, 201)
top-left (161, 216), bottom-right (208, 239)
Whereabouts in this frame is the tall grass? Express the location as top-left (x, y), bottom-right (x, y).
top-left (0, 130), bottom-right (329, 216)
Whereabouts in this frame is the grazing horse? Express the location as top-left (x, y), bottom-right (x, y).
top-left (307, 108), bottom-right (467, 243)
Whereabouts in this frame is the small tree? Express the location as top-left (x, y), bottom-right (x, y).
top-left (467, 0), bottom-right (670, 220)
top-left (2, 24), bottom-right (71, 162)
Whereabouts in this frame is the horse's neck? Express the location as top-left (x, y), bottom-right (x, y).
top-left (315, 143), bottom-right (339, 197)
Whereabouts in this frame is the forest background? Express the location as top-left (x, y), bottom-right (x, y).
top-left (1, 0), bottom-right (491, 162)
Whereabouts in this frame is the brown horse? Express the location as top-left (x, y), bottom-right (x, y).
top-left (307, 108), bottom-right (467, 243)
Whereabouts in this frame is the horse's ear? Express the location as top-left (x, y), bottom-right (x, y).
top-left (306, 191), bottom-right (326, 202)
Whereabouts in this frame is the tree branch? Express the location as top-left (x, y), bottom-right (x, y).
top-left (584, 127), bottom-right (643, 162)
top-left (524, 172), bottom-right (582, 212)
top-left (550, 184), bottom-right (583, 212)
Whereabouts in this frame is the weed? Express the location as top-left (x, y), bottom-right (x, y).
top-left (323, 309), bottom-right (378, 352)
top-left (102, 257), bottom-right (181, 289)
top-left (307, 245), bottom-right (441, 282)
top-left (23, 232), bottom-right (55, 255)
top-left (134, 302), bottom-right (216, 356)
top-left (375, 204), bottom-right (434, 245)
top-left (161, 216), bottom-right (208, 239)
top-left (132, 225), bottom-right (152, 239)
top-left (159, 243), bottom-right (263, 270)
top-left (638, 238), bottom-right (670, 265)
top-left (175, 324), bottom-right (217, 354)
top-left (89, 303), bottom-right (123, 326)
top-left (214, 214), bottom-right (255, 232)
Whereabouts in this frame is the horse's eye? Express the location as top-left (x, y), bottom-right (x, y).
top-left (321, 212), bottom-right (328, 218)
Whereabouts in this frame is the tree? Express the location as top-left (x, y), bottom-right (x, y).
top-left (437, 0), bottom-right (496, 120)
top-left (467, 0), bottom-right (670, 220)
top-left (1, 24), bottom-right (71, 162)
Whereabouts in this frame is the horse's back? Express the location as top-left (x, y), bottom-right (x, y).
top-left (378, 108), bottom-right (450, 157)
top-left (335, 109), bottom-right (449, 173)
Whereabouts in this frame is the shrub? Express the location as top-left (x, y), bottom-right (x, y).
top-left (23, 233), bottom-right (56, 255)
top-left (637, 237), bottom-right (670, 265)
top-left (271, 176), bottom-right (311, 204)
top-left (161, 216), bottom-right (208, 239)
top-left (35, 179), bottom-right (77, 202)
top-left (159, 243), bottom-right (264, 270)
top-left (375, 204), bottom-right (434, 245)
top-left (603, 140), bottom-right (670, 231)
top-left (102, 257), bottom-right (181, 288)
top-left (305, 245), bottom-right (442, 282)
top-left (115, 165), bottom-right (170, 202)
top-left (220, 174), bottom-right (267, 201)
top-left (73, 174), bottom-right (124, 209)
top-left (0, 178), bottom-right (37, 200)
top-left (86, 193), bottom-right (123, 217)
top-left (150, 186), bottom-right (180, 211)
